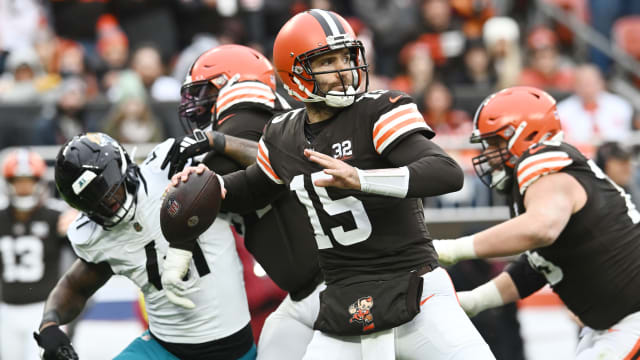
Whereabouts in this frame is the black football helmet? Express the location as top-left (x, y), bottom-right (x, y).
top-left (55, 133), bottom-right (140, 228)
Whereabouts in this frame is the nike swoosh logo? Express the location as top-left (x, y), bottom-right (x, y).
top-left (420, 294), bottom-right (435, 306)
top-left (389, 95), bottom-right (402, 103)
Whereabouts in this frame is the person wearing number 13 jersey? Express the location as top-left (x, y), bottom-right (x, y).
top-left (168, 9), bottom-right (495, 359)
top-left (34, 133), bottom-right (255, 360)
top-left (432, 87), bottom-right (640, 359)
top-left (0, 149), bottom-right (74, 360)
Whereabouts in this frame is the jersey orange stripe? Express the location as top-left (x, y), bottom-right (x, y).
top-left (518, 165), bottom-right (566, 190)
top-left (517, 156), bottom-right (572, 177)
top-left (217, 93), bottom-right (274, 112)
top-left (623, 337), bottom-right (640, 360)
top-left (257, 156), bottom-right (280, 181)
top-left (372, 107), bottom-right (417, 138)
top-left (374, 117), bottom-right (424, 150)
top-left (257, 144), bottom-right (271, 166)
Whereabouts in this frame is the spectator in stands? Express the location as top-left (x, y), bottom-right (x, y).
top-left (94, 14), bottom-right (130, 94)
top-left (56, 40), bottom-right (99, 100)
top-left (0, 46), bottom-right (45, 103)
top-left (557, 64), bottom-right (633, 144)
top-left (0, 0), bottom-right (46, 73)
top-left (390, 42), bottom-right (434, 96)
top-left (102, 71), bottom-right (164, 144)
top-left (595, 141), bottom-right (640, 206)
top-left (453, 37), bottom-right (497, 91)
top-left (129, 45), bottom-right (181, 101)
top-left (483, 17), bottom-right (522, 90)
top-left (352, 0), bottom-right (420, 77)
top-left (32, 77), bottom-right (96, 145)
top-left (450, 0), bottom-right (494, 38)
top-left (519, 26), bottom-right (575, 92)
top-left (422, 81), bottom-right (473, 137)
top-left (411, 0), bottom-right (466, 81)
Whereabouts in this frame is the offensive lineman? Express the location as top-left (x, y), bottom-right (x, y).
top-left (167, 9), bottom-right (495, 359)
top-left (160, 44), bottom-right (325, 360)
top-left (33, 133), bottom-right (255, 360)
top-left (0, 149), bottom-right (75, 360)
top-left (433, 86), bottom-right (640, 359)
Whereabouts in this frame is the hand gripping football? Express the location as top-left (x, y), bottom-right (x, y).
top-left (160, 169), bottom-right (222, 249)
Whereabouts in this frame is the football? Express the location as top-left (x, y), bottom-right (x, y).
top-left (160, 169), bottom-right (222, 249)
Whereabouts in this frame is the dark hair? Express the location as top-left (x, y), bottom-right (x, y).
top-left (595, 142), bottom-right (631, 169)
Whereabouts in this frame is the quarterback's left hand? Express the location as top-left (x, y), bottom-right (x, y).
top-left (162, 247), bottom-right (200, 309)
top-left (304, 149), bottom-right (360, 190)
top-left (161, 129), bottom-right (213, 179)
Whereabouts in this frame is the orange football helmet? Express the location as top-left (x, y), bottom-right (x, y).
top-left (273, 9), bottom-right (368, 107)
top-left (470, 86), bottom-right (562, 190)
top-left (2, 149), bottom-right (47, 211)
top-left (179, 44), bottom-right (277, 131)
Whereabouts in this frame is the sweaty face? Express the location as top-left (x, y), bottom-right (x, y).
top-left (309, 48), bottom-right (354, 95)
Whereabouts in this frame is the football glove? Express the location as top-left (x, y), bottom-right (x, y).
top-left (432, 235), bottom-right (477, 266)
top-left (161, 129), bottom-right (212, 179)
top-left (33, 326), bottom-right (78, 360)
top-left (162, 247), bottom-right (200, 309)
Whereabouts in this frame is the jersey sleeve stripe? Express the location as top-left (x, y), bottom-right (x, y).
top-left (517, 156), bottom-right (573, 179)
top-left (373, 104), bottom-right (420, 137)
top-left (517, 151), bottom-right (570, 170)
top-left (375, 120), bottom-right (429, 154)
top-left (217, 87), bottom-right (275, 114)
top-left (518, 164), bottom-right (571, 194)
top-left (257, 139), bottom-right (282, 184)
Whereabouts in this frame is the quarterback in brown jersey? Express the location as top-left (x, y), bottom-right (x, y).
top-left (166, 9), bottom-right (495, 360)
top-left (433, 86), bottom-right (640, 359)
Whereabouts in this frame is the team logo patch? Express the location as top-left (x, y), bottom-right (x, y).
top-left (187, 216), bottom-right (199, 227)
top-left (166, 198), bottom-right (180, 217)
top-left (349, 296), bottom-right (375, 332)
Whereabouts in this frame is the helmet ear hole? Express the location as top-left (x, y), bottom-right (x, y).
top-left (525, 131), bottom-right (539, 141)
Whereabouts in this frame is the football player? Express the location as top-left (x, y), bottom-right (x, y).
top-left (0, 149), bottom-right (74, 360)
top-left (433, 86), bottom-right (640, 359)
top-left (166, 9), bottom-right (495, 359)
top-left (161, 44), bottom-right (325, 360)
top-left (33, 133), bottom-right (255, 360)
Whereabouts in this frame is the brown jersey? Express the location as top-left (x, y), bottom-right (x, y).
top-left (257, 90), bottom-right (438, 284)
top-left (0, 200), bottom-right (70, 304)
top-left (509, 141), bottom-right (640, 329)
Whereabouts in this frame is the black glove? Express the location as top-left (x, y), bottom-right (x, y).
top-left (161, 129), bottom-right (213, 179)
top-left (34, 326), bottom-right (79, 360)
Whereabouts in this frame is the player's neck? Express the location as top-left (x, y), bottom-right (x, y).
top-left (12, 208), bottom-right (34, 222)
top-left (305, 101), bottom-right (341, 124)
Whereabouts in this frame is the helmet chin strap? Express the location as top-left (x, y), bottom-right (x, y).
top-left (325, 86), bottom-right (356, 107)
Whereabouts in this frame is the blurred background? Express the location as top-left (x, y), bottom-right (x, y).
top-left (2, 0), bottom-right (640, 359)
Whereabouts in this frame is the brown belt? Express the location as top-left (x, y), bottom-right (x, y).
top-left (415, 263), bottom-right (438, 276)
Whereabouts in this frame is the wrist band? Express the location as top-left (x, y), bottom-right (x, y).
top-left (356, 166), bottom-right (409, 198)
top-left (211, 131), bottom-right (226, 153)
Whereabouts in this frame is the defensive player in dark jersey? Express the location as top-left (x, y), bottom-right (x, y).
top-left (433, 86), bottom-right (640, 359)
top-left (0, 149), bottom-right (75, 360)
top-left (166, 10), bottom-right (495, 359)
top-left (160, 44), bottom-right (325, 360)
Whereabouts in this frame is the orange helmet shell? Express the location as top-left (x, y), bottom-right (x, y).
top-left (472, 86), bottom-right (562, 165)
top-left (273, 9), bottom-right (367, 103)
top-left (2, 149), bottom-right (46, 179)
top-left (187, 44), bottom-right (275, 90)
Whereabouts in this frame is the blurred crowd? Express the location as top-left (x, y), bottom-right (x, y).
top-left (1, 0), bottom-right (640, 199)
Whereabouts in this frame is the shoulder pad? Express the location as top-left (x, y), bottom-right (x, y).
top-left (516, 144), bottom-right (573, 195)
